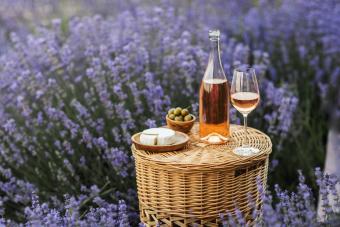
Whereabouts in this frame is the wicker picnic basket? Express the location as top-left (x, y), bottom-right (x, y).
top-left (132, 123), bottom-right (272, 226)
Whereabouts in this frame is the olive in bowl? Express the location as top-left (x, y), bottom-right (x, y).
top-left (166, 107), bottom-right (196, 133)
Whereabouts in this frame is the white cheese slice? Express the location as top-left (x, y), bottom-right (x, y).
top-left (140, 133), bottom-right (157, 145)
top-left (140, 128), bottom-right (175, 145)
top-left (156, 129), bottom-right (175, 145)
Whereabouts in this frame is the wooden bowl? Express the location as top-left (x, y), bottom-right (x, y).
top-left (131, 131), bottom-right (189, 152)
top-left (166, 114), bottom-right (196, 133)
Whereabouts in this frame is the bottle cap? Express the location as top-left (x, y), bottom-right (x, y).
top-left (209, 30), bottom-right (220, 40)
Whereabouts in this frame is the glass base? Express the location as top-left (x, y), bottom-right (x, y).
top-left (233, 147), bottom-right (259, 156)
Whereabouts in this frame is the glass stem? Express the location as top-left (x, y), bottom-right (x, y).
top-left (243, 114), bottom-right (248, 147)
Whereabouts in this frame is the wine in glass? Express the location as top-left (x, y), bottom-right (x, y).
top-left (231, 66), bottom-right (260, 156)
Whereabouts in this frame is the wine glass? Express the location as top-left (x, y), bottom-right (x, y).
top-left (230, 66), bottom-right (260, 156)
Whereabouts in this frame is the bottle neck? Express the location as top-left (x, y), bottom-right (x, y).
top-left (209, 39), bottom-right (223, 66)
top-left (203, 37), bottom-right (226, 81)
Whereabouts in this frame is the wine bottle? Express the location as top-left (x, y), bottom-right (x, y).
top-left (199, 30), bottom-right (230, 144)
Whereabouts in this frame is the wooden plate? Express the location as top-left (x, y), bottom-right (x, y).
top-left (131, 131), bottom-right (189, 152)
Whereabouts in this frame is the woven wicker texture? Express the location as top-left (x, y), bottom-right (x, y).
top-left (132, 123), bottom-right (272, 227)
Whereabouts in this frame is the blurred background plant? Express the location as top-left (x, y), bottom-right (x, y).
top-left (0, 0), bottom-right (339, 225)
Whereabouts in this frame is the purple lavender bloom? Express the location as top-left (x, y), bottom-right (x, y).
top-left (145, 119), bottom-right (157, 128)
top-left (3, 119), bottom-right (16, 134)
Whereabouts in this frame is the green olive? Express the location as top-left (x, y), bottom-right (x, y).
top-left (181, 109), bottom-right (189, 116)
top-left (168, 108), bottom-right (175, 115)
top-left (168, 114), bottom-right (175, 120)
top-left (175, 116), bottom-right (183, 121)
top-left (174, 107), bottom-right (182, 116)
top-left (184, 114), bottom-right (193, 121)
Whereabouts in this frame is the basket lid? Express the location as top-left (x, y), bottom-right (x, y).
top-left (132, 123), bottom-right (272, 167)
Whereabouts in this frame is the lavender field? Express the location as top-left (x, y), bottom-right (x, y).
top-left (0, 0), bottom-right (339, 226)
